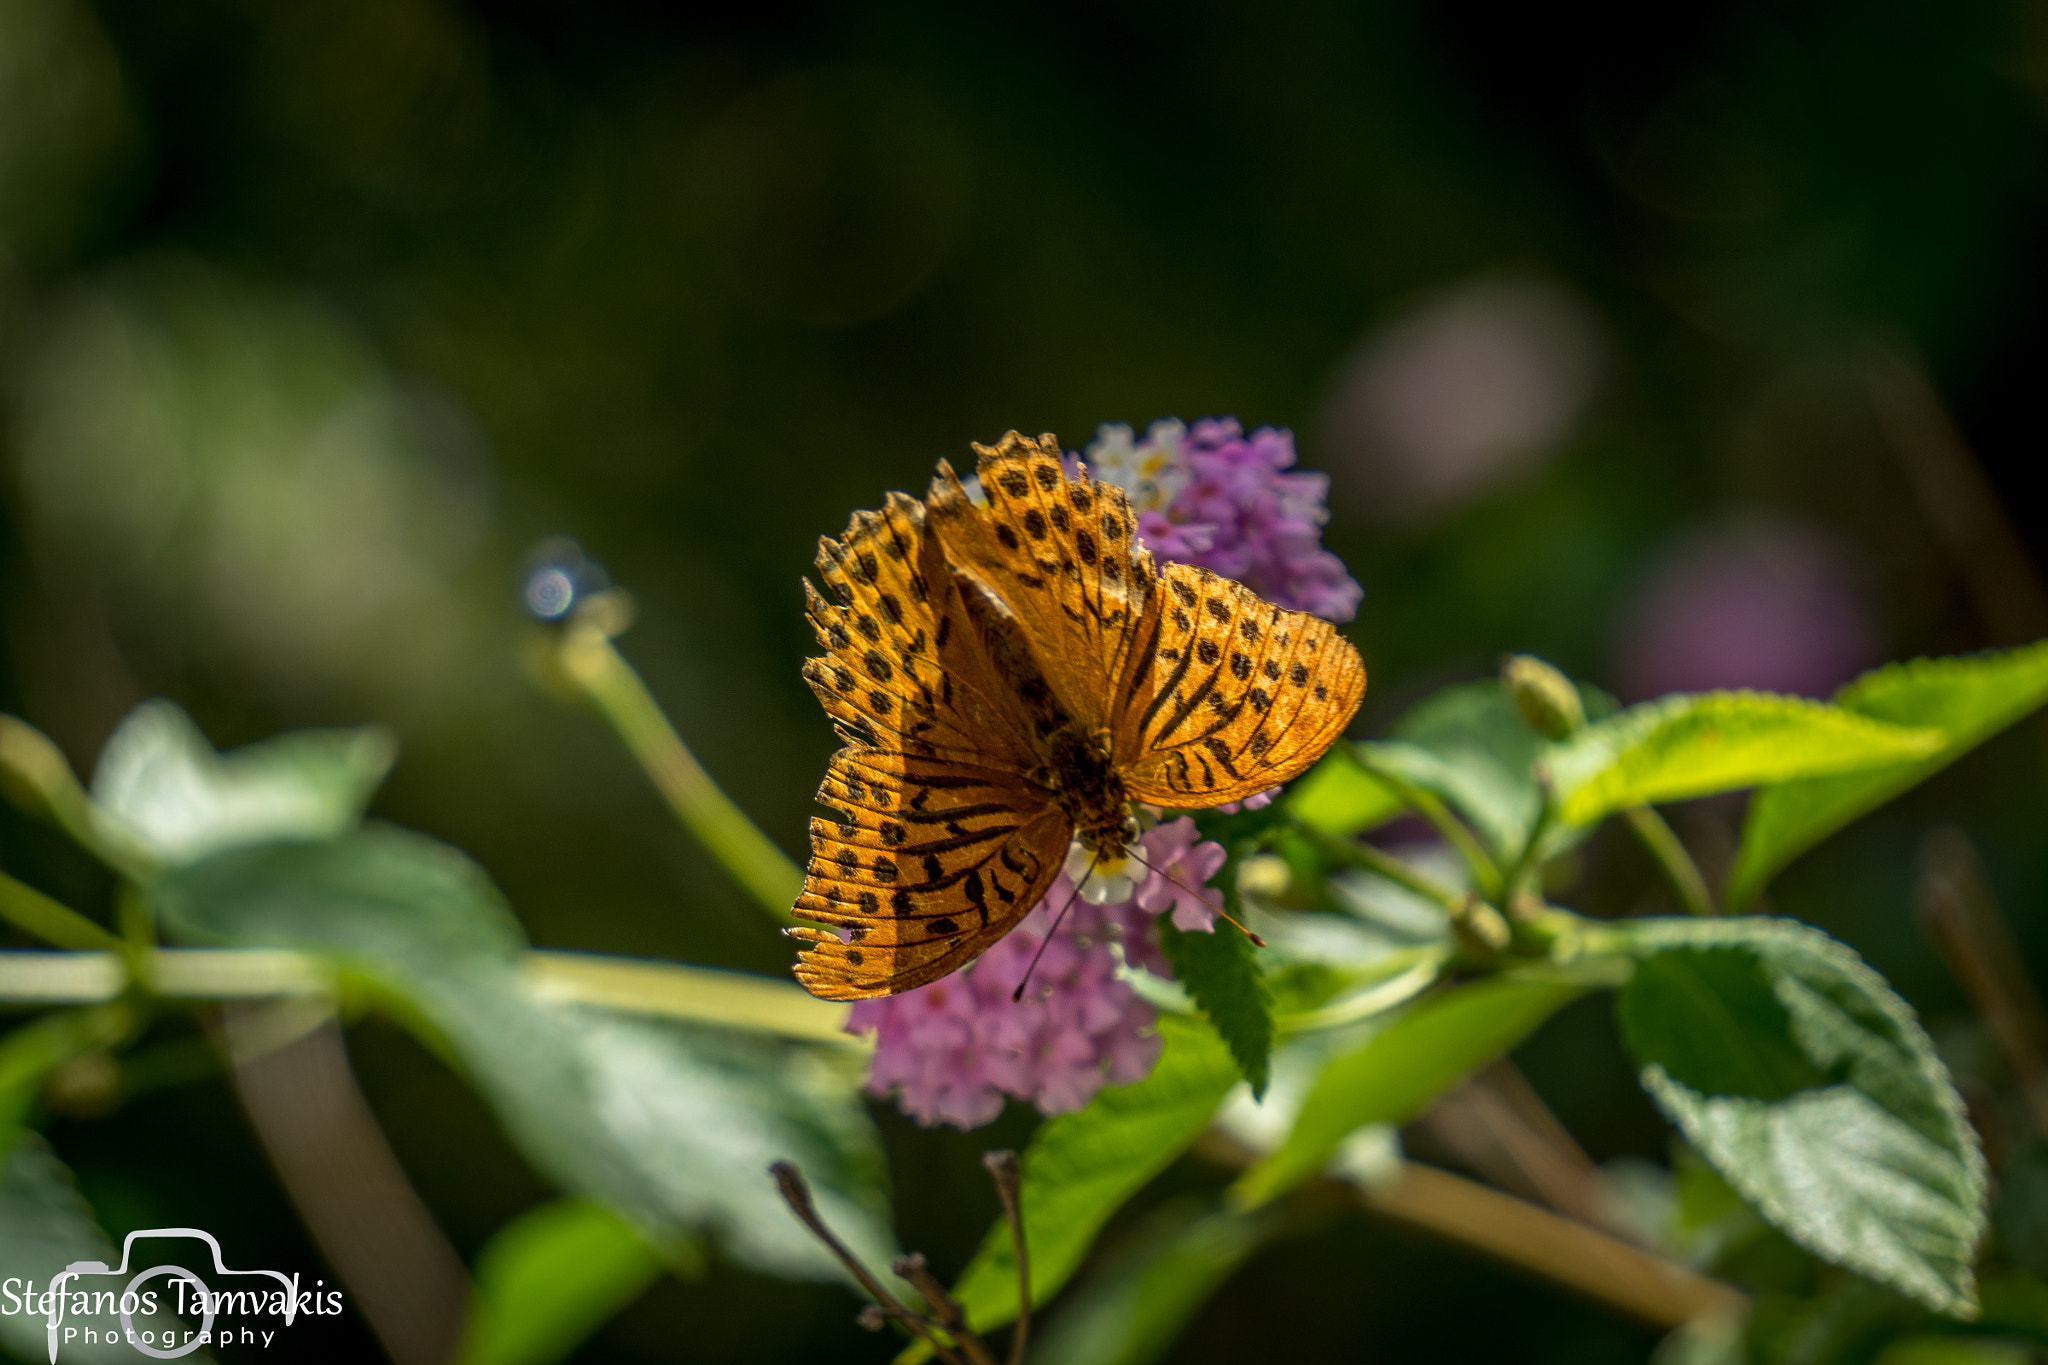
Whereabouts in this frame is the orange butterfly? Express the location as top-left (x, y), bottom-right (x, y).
top-left (788, 432), bottom-right (1366, 1000)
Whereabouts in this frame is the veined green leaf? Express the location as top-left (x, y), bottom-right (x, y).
top-left (457, 1199), bottom-right (667, 1365)
top-left (1610, 916), bottom-right (1986, 1318)
top-left (151, 827), bottom-right (894, 1285)
top-left (1544, 691), bottom-right (1944, 828)
top-left (1230, 974), bottom-right (1579, 1207)
top-left (941, 1015), bottom-right (1238, 1340)
top-left (1727, 642), bottom-right (2048, 910)
top-left (91, 700), bottom-right (395, 871)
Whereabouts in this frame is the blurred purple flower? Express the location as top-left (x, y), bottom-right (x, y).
top-left (845, 818), bottom-right (1229, 1130)
top-left (1083, 418), bottom-right (1362, 623)
top-left (1316, 275), bottom-right (1606, 526)
top-left (1612, 519), bottom-right (1880, 701)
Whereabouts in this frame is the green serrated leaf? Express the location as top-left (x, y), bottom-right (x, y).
top-left (940, 1014), bottom-right (1238, 1341)
top-left (457, 1199), bottom-right (667, 1365)
top-left (1610, 916), bottom-right (1986, 1318)
top-left (1026, 1199), bottom-right (1280, 1365)
top-left (1543, 691), bottom-right (1946, 828)
top-left (1728, 642), bottom-right (2048, 911)
top-left (1157, 899), bottom-right (1273, 1096)
top-left (150, 827), bottom-right (895, 1285)
top-left (90, 700), bottom-right (395, 871)
top-left (1230, 974), bottom-right (1580, 1207)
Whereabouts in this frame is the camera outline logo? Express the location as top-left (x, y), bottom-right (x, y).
top-left (44, 1227), bottom-right (299, 1361)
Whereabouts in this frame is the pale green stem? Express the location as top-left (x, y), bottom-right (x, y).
top-left (555, 622), bottom-right (804, 925)
top-left (1622, 806), bottom-right (1716, 917)
top-left (0, 715), bottom-right (160, 884)
top-left (1498, 789), bottom-right (1557, 908)
top-left (1353, 758), bottom-right (1503, 901)
top-left (1279, 948), bottom-right (1449, 1034)
top-left (0, 867), bottom-right (123, 952)
top-left (524, 951), bottom-right (860, 1046)
top-left (1305, 826), bottom-right (1466, 915)
top-left (0, 948), bottom-right (860, 1047)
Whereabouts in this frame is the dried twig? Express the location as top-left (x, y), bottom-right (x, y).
top-left (982, 1149), bottom-right (1031, 1365)
top-left (1863, 341), bottom-right (2048, 645)
top-left (1194, 1129), bottom-right (1744, 1330)
top-left (772, 1153), bottom-right (1035, 1365)
top-left (769, 1161), bottom-right (967, 1365)
top-left (225, 1005), bottom-right (471, 1365)
top-left (1918, 826), bottom-right (2048, 1136)
top-left (892, 1253), bottom-right (997, 1365)
top-left (1420, 1060), bottom-right (1619, 1234)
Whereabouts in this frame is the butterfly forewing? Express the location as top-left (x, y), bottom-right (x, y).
top-left (1115, 562), bottom-right (1366, 806)
top-left (925, 432), bottom-right (1155, 731)
top-left (791, 749), bottom-right (1072, 999)
top-left (802, 491), bottom-right (1039, 768)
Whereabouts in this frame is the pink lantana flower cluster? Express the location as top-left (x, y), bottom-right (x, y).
top-left (1084, 417), bottom-right (1364, 623)
top-left (846, 818), bottom-right (1226, 1130)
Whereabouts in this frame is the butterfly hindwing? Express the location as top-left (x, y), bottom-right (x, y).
top-left (1115, 562), bottom-right (1366, 805)
top-left (925, 432), bottom-right (1155, 731)
top-left (790, 748), bottom-right (1073, 999)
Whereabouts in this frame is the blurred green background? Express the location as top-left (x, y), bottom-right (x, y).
top-left (4, 1), bottom-right (2047, 1360)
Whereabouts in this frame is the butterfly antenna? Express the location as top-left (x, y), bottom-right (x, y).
top-left (1123, 847), bottom-right (1266, 947)
top-left (1012, 861), bottom-right (1093, 1003)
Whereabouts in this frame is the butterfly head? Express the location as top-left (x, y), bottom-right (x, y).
top-left (1065, 815), bottom-right (1143, 904)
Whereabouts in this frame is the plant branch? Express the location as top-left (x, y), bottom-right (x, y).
top-left (893, 1254), bottom-right (997, 1365)
top-left (0, 947), bottom-right (865, 1048)
top-left (983, 1149), bottom-right (1030, 1365)
top-left (225, 1004), bottom-right (472, 1365)
top-left (1303, 826), bottom-right (1466, 915)
top-left (524, 951), bottom-right (859, 1045)
top-left (1279, 949), bottom-right (1448, 1035)
top-left (0, 868), bottom-right (122, 952)
top-left (771, 1161), bottom-right (965, 1365)
top-left (551, 612), bottom-right (804, 924)
top-left (0, 716), bottom-right (159, 884)
top-left (1623, 806), bottom-right (1715, 917)
top-left (1359, 1161), bottom-right (1743, 1328)
top-left (1418, 1060), bottom-right (1618, 1232)
top-left (1195, 1130), bottom-right (1741, 1331)
top-left (1862, 340), bottom-right (2048, 645)
top-left (1354, 759), bottom-right (1503, 900)
top-left (1917, 826), bottom-right (2048, 1137)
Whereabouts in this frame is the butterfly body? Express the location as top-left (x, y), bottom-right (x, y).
top-left (1032, 721), bottom-right (1133, 860)
top-left (788, 432), bottom-right (1366, 1001)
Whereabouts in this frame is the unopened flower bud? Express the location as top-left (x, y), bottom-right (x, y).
top-left (1502, 654), bottom-right (1584, 740)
